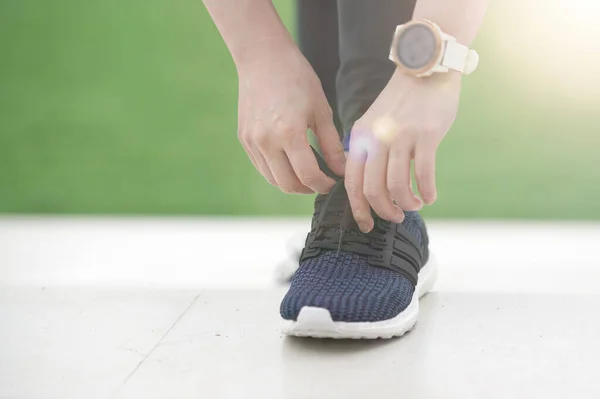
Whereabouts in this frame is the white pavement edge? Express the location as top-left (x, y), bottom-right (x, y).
top-left (0, 216), bottom-right (599, 294)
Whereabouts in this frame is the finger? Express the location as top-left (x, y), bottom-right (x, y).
top-left (414, 140), bottom-right (438, 204)
top-left (263, 149), bottom-right (314, 194)
top-left (387, 142), bottom-right (423, 211)
top-left (363, 146), bottom-right (404, 223)
top-left (345, 140), bottom-right (373, 233)
top-left (247, 142), bottom-right (277, 186)
top-left (284, 135), bottom-right (336, 194)
top-left (312, 105), bottom-right (346, 177)
top-left (240, 138), bottom-right (266, 177)
top-left (239, 128), bottom-right (277, 186)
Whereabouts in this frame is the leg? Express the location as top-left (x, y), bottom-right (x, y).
top-left (336, 0), bottom-right (417, 146)
top-left (280, 1), bottom-right (433, 340)
top-left (296, 0), bottom-right (342, 136)
top-left (335, 0), bottom-right (425, 254)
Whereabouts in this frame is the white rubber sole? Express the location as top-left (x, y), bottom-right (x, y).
top-left (282, 255), bottom-right (437, 339)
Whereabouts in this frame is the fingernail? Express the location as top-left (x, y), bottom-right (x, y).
top-left (395, 213), bottom-right (405, 223)
top-left (359, 221), bottom-right (372, 233)
top-left (425, 195), bottom-right (437, 205)
top-left (414, 200), bottom-right (424, 211)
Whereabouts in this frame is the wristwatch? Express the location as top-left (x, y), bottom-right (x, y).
top-left (389, 19), bottom-right (479, 77)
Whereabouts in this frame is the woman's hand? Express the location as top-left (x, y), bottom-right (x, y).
top-left (237, 44), bottom-right (346, 194)
top-left (345, 70), bottom-right (462, 232)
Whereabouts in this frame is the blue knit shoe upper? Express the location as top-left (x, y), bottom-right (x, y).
top-left (280, 210), bottom-right (428, 323)
top-left (280, 148), bottom-right (430, 324)
top-left (280, 250), bottom-right (415, 322)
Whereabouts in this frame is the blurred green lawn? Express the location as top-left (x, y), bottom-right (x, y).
top-left (1, 0), bottom-right (599, 219)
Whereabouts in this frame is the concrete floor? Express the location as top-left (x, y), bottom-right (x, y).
top-left (1, 217), bottom-right (600, 398)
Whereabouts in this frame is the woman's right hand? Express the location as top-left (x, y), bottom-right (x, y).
top-left (236, 44), bottom-right (346, 194)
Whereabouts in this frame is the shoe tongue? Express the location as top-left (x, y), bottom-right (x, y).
top-left (314, 180), bottom-right (347, 210)
top-left (310, 146), bottom-right (340, 181)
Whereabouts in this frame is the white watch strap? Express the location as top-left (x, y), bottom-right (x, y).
top-left (442, 40), bottom-right (479, 75)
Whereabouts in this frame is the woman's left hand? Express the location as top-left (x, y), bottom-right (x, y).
top-left (344, 70), bottom-right (462, 233)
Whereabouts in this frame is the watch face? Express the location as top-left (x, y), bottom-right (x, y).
top-left (395, 23), bottom-right (438, 70)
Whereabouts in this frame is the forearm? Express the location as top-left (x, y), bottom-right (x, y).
top-left (413, 0), bottom-right (488, 45)
top-left (202, 0), bottom-right (295, 67)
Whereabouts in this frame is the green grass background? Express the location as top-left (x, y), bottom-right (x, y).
top-left (1, 0), bottom-right (599, 219)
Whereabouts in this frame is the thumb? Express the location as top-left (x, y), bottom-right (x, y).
top-left (312, 107), bottom-right (346, 176)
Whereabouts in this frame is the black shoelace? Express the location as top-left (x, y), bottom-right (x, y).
top-left (300, 147), bottom-right (425, 285)
top-left (306, 146), bottom-right (390, 258)
top-left (307, 179), bottom-right (391, 258)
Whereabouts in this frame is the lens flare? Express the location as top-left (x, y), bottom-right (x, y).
top-left (488, 0), bottom-right (600, 107)
top-left (372, 116), bottom-right (398, 145)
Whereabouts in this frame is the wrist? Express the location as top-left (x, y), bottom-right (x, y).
top-left (233, 35), bottom-right (296, 70)
top-left (205, 0), bottom-right (297, 69)
top-left (412, 0), bottom-right (487, 46)
top-left (389, 67), bottom-right (462, 88)
top-left (225, 0), bottom-right (295, 68)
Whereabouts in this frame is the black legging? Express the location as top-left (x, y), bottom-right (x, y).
top-left (296, 0), bottom-right (417, 147)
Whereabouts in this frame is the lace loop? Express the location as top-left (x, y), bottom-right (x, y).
top-left (301, 146), bottom-right (425, 285)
